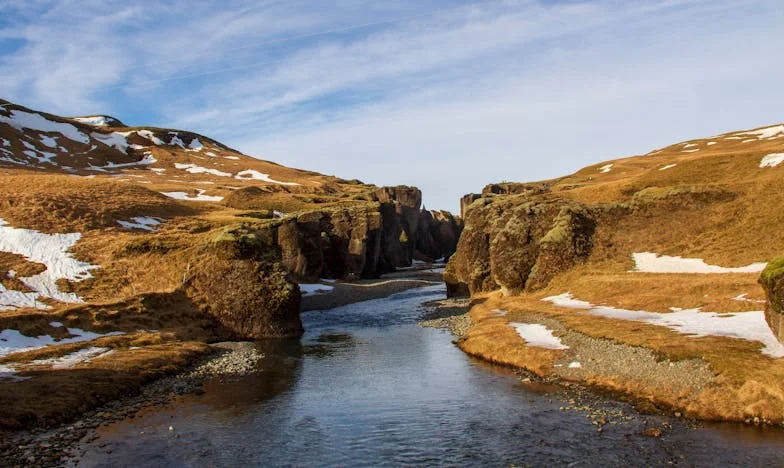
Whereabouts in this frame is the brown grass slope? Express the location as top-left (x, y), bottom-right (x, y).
top-left (451, 123), bottom-right (784, 424)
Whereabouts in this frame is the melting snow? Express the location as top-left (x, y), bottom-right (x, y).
top-left (0, 218), bottom-right (99, 307)
top-left (598, 164), bottom-right (613, 173)
top-left (0, 110), bottom-right (90, 144)
top-left (169, 133), bottom-right (185, 147)
top-left (92, 131), bottom-right (129, 154)
top-left (161, 190), bottom-right (223, 202)
top-left (509, 323), bottom-right (569, 350)
top-left (659, 164), bottom-right (677, 171)
top-left (149, 167), bottom-right (166, 174)
top-left (174, 163), bottom-right (232, 177)
top-left (188, 138), bottom-right (203, 151)
top-left (40, 135), bottom-right (57, 148)
top-left (72, 116), bottom-right (113, 127)
top-left (683, 143), bottom-right (698, 148)
top-left (0, 327), bottom-right (124, 358)
top-left (759, 153), bottom-right (784, 168)
top-left (631, 252), bottom-right (766, 274)
top-left (205, 151), bottom-right (218, 158)
top-left (27, 346), bottom-right (113, 369)
top-left (542, 293), bottom-right (784, 358)
top-left (235, 170), bottom-right (300, 185)
top-left (117, 217), bottom-right (162, 231)
top-left (738, 124), bottom-right (784, 140)
top-left (136, 130), bottom-right (164, 145)
top-left (225, 156), bottom-right (240, 160)
top-left (682, 149), bottom-right (700, 153)
top-left (300, 284), bottom-right (334, 297)
top-left (707, 141), bottom-right (717, 146)
top-left (568, 361), bottom-right (582, 368)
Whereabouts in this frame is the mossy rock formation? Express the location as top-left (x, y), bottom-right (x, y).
top-left (759, 257), bottom-right (784, 344)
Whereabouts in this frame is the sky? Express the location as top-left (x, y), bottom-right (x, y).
top-left (1, 0), bottom-right (782, 213)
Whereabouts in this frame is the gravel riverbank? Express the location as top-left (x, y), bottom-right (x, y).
top-left (0, 342), bottom-right (263, 467)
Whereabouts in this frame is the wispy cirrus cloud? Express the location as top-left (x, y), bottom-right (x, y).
top-left (1, 0), bottom-right (782, 211)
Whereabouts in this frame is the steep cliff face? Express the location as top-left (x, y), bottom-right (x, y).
top-left (759, 259), bottom-right (784, 344)
top-left (445, 191), bottom-right (595, 297)
top-left (273, 186), bottom-right (462, 280)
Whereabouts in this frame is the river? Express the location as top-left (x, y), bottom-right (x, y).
top-left (74, 285), bottom-right (784, 466)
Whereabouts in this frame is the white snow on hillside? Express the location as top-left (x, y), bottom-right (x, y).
top-left (0, 328), bottom-right (123, 358)
top-left (299, 283), bottom-right (334, 296)
top-left (91, 131), bottom-right (129, 154)
top-left (137, 130), bottom-right (164, 145)
top-left (117, 217), bottom-right (162, 231)
top-left (174, 162), bottom-right (232, 177)
top-left (682, 149), bottom-right (700, 153)
top-left (89, 152), bottom-right (157, 171)
top-left (235, 170), bottom-right (300, 185)
top-left (187, 138), bottom-right (203, 151)
top-left (509, 323), bottom-right (569, 350)
top-left (738, 124), bottom-right (784, 140)
top-left (659, 164), bottom-right (677, 171)
top-left (598, 164), bottom-right (613, 173)
top-left (27, 346), bottom-right (113, 369)
top-left (169, 134), bottom-right (185, 147)
top-left (707, 141), bottom-right (717, 146)
top-left (683, 143), bottom-right (698, 148)
top-left (161, 189), bottom-right (223, 202)
top-left (759, 153), bottom-right (784, 168)
top-left (0, 284), bottom-right (49, 310)
top-left (72, 116), bottom-right (112, 127)
top-left (0, 218), bottom-right (99, 308)
top-left (40, 135), bottom-right (57, 148)
top-left (0, 109), bottom-right (90, 144)
top-left (631, 252), bottom-right (766, 274)
top-left (542, 293), bottom-right (784, 358)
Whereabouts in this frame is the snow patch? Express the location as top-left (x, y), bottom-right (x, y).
top-left (682, 149), bottom-right (700, 153)
top-left (738, 124), bottom-right (784, 140)
top-left (659, 164), bottom-right (677, 171)
top-left (542, 293), bottom-right (784, 358)
top-left (509, 323), bottom-right (568, 350)
top-left (631, 252), bottom-right (766, 274)
top-left (28, 346), bottom-right (113, 369)
top-left (161, 190), bottom-right (223, 202)
top-left (759, 153), bottom-right (784, 168)
top-left (0, 328), bottom-right (123, 358)
top-left (0, 218), bottom-right (99, 308)
top-left (598, 164), bottom-right (613, 173)
top-left (187, 138), bottom-right (203, 151)
top-left (117, 217), bottom-right (162, 231)
top-left (0, 109), bottom-right (89, 144)
top-left (235, 170), bottom-right (300, 185)
top-left (706, 141), bottom-right (717, 146)
top-left (174, 163), bottom-right (232, 177)
top-left (40, 135), bottom-right (57, 148)
top-left (72, 116), bottom-right (113, 127)
top-left (136, 130), bottom-right (164, 145)
top-left (568, 361), bottom-right (582, 368)
top-left (542, 293), bottom-right (592, 309)
top-left (91, 132), bottom-right (129, 154)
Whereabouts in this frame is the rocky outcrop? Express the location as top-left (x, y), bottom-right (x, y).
top-left (415, 210), bottom-right (462, 261)
top-left (759, 258), bottom-right (784, 345)
top-left (276, 204), bottom-right (384, 279)
top-left (445, 196), bottom-right (595, 297)
top-left (185, 231), bottom-right (303, 339)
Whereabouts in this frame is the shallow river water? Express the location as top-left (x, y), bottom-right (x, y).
top-left (76, 285), bottom-right (784, 467)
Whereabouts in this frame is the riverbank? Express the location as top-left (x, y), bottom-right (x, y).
top-left (0, 269), bottom-right (445, 466)
top-left (454, 289), bottom-right (784, 428)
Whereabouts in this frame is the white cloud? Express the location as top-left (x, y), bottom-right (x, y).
top-left (1, 0), bottom-right (783, 212)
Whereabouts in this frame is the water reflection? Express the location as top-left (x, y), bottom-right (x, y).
top-left (75, 285), bottom-right (784, 467)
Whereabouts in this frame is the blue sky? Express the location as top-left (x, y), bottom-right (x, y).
top-left (1, 0), bottom-right (783, 212)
